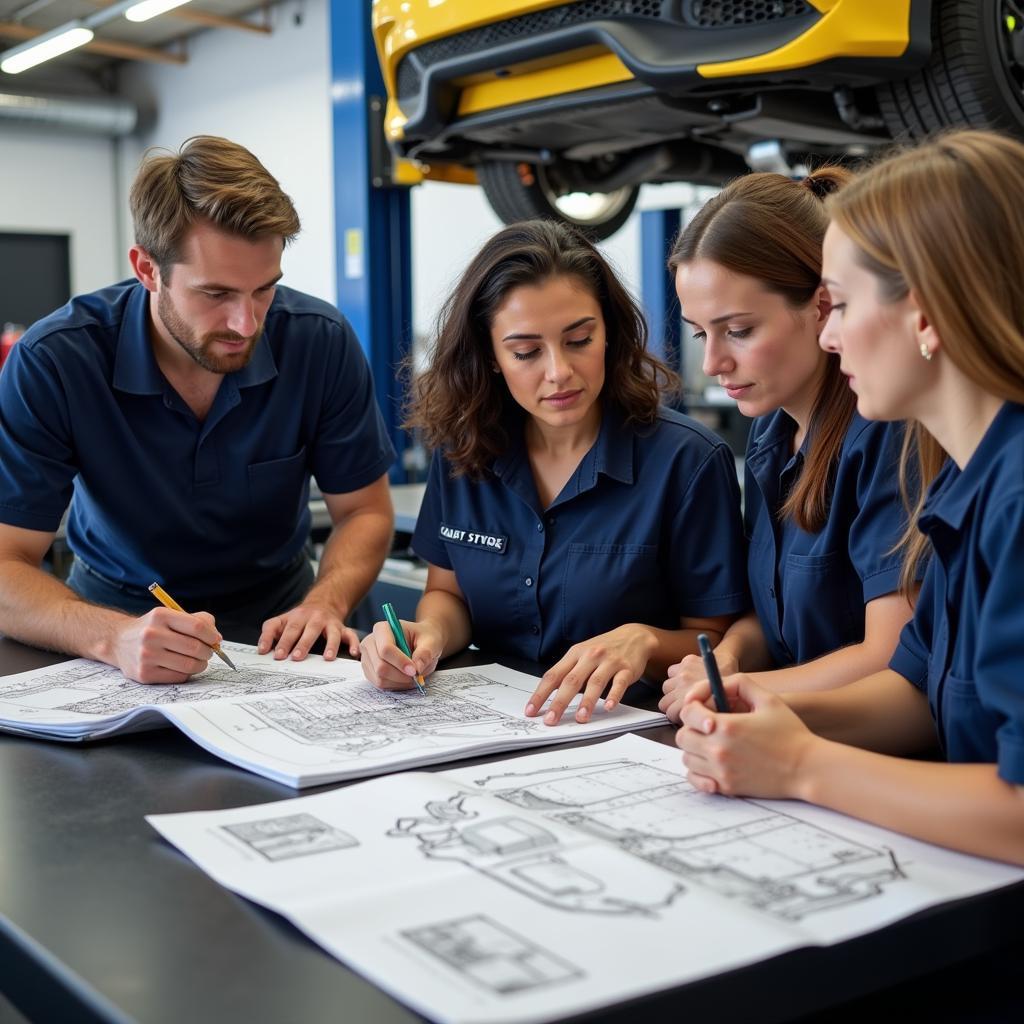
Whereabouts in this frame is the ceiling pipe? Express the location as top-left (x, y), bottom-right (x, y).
top-left (0, 89), bottom-right (137, 134)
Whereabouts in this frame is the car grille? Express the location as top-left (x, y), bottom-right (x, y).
top-left (395, 0), bottom-right (814, 106)
top-left (685, 1), bottom-right (812, 28)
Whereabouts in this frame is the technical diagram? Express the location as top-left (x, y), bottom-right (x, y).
top-left (222, 813), bottom-right (357, 861)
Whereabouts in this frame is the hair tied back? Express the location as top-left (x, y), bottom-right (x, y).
top-left (801, 169), bottom-right (848, 201)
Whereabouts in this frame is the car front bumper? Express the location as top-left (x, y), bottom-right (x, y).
top-left (373, 0), bottom-right (930, 160)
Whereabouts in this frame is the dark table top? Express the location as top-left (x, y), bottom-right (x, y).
top-left (1, 637), bottom-right (1021, 1024)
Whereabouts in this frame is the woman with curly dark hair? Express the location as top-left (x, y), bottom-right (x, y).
top-left (360, 220), bottom-right (749, 725)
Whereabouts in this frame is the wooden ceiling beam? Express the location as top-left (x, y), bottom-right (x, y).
top-left (0, 20), bottom-right (188, 64)
top-left (87, 1), bottom-right (272, 35)
top-left (169, 8), bottom-right (271, 35)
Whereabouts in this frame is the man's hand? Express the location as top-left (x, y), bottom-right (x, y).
top-left (113, 608), bottom-right (220, 683)
top-left (258, 595), bottom-right (358, 662)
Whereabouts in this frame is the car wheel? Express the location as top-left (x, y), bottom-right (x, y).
top-left (477, 160), bottom-right (639, 241)
top-left (878, 0), bottom-right (1024, 138)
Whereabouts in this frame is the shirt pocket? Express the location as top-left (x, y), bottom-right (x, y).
top-left (562, 543), bottom-right (661, 645)
top-left (247, 447), bottom-right (308, 527)
top-left (781, 549), bottom-right (863, 660)
top-left (937, 672), bottom-right (998, 764)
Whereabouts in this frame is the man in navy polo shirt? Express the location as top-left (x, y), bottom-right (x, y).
top-left (0, 136), bottom-right (395, 683)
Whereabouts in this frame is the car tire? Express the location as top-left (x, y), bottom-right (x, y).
top-left (878, 0), bottom-right (1024, 138)
top-left (477, 160), bottom-right (639, 241)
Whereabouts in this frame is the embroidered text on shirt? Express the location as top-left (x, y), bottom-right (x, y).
top-left (440, 523), bottom-right (508, 554)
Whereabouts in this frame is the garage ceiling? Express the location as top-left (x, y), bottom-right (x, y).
top-left (0, 0), bottom-right (272, 73)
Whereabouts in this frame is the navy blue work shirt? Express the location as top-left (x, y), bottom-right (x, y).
top-left (890, 402), bottom-right (1024, 783)
top-left (0, 281), bottom-right (395, 599)
top-left (744, 410), bottom-right (908, 667)
top-left (411, 406), bottom-right (750, 666)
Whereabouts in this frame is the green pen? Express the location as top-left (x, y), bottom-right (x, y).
top-left (381, 602), bottom-right (427, 694)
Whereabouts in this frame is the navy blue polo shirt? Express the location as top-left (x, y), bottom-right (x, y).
top-left (411, 406), bottom-right (750, 666)
top-left (744, 410), bottom-right (908, 667)
top-left (0, 281), bottom-right (395, 599)
top-left (889, 402), bottom-right (1024, 783)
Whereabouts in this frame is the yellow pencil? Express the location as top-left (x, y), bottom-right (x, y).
top-left (148, 582), bottom-right (238, 671)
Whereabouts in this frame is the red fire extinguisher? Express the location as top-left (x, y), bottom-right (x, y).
top-left (0, 323), bottom-right (25, 369)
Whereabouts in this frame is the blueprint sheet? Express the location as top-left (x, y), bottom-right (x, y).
top-left (0, 645), bottom-right (666, 786)
top-left (148, 733), bottom-right (1024, 1024)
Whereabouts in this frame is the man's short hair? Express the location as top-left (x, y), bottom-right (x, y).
top-left (130, 135), bottom-right (301, 272)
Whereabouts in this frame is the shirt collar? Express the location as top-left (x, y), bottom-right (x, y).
top-left (492, 404), bottom-right (635, 488)
top-left (746, 409), bottom-right (807, 488)
top-left (920, 401), bottom-right (1022, 532)
top-left (113, 282), bottom-right (278, 394)
top-left (233, 332), bottom-right (277, 388)
top-left (591, 403), bottom-right (636, 486)
top-left (112, 283), bottom-right (164, 395)
top-left (747, 409), bottom-right (797, 463)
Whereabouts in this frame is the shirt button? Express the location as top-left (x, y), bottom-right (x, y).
top-left (536, 522), bottom-right (544, 532)
top-left (546, 515), bottom-right (555, 526)
top-left (524, 577), bottom-right (533, 587)
top-left (530, 625), bottom-right (540, 635)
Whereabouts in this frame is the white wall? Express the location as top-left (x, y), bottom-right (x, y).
top-left (117, 0), bottom-right (335, 302)
top-left (0, 123), bottom-right (120, 295)
top-left (411, 181), bottom-right (501, 335)
top-left (600, 216), bottom-right (641, 308)
top-left (412, 180), bottom-right (640, 340)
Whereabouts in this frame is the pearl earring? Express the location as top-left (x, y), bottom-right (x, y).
top-left (919, 343), bottom-right (933, 362)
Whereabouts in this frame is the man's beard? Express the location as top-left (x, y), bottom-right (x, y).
top-left (157, 289), bottom-right (261, 374)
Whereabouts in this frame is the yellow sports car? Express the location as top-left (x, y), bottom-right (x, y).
top-left (373, 1), bottom-right (1024, 237)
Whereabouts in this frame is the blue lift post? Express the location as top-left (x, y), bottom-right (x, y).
top-left (639, 208), bottom-right (683, 401)
top-left (329, 0), bottom-right (412, 480)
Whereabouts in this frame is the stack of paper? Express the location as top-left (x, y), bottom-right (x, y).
top-left (0, 644), bottom-right (667, 787)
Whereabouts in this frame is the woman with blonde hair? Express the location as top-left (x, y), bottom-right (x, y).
top-left (661, 167), bottom-right (916, 718)
top-left (675, 130), bottom-right (1024, 864)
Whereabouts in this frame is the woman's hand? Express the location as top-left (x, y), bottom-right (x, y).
top-left (675, 673), bottom-right (815, 798)
top-left (525, 624), bottom-right (656, 725)
top-left (659, 650), bottom-right (739, 723)
top-left (360, 618), bottom-right (444, 690)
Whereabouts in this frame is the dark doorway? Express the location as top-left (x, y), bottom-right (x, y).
top-left (0, 231), bottom-right (72, 330)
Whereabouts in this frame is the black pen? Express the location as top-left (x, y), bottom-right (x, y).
top-left (697, 633), bottom-right (730, 713)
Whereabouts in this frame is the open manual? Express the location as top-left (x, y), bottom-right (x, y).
top-left (0, 643), bottom-right (666, 787)
top-left (149, 732), bottom-right (1024, 1024)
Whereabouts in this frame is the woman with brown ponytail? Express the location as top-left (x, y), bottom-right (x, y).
top-left (661, 168), bottom-right (916, 721)
top-left (674, 130), bottom-right (1024, 863)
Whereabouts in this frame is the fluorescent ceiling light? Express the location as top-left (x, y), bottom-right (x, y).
top-left (0, 23), bottom-right (94, 74)
top-left (124, 0), bottom-right (191, 22)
